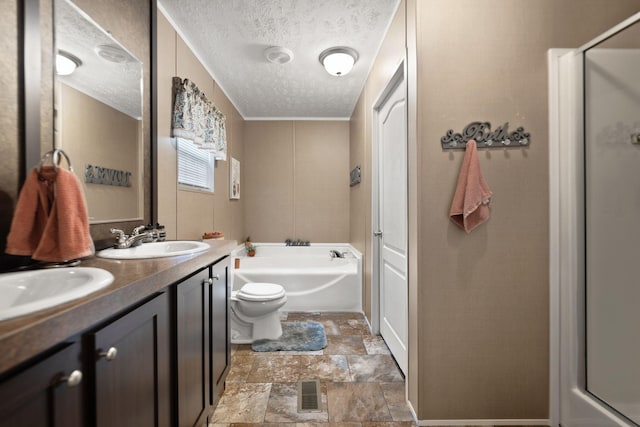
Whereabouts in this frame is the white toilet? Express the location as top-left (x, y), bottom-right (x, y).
top-left (230, 282), bottom-right (287, 344)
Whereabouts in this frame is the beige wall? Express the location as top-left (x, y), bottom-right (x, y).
top-left (244, 121), bottom-right (349, 243)
top-left (157, 10), bottom-right (245, 242)
top-left (413, 0), bottom-right (640, 421)
top-left (349, 95), bottom-right (368, 311)
top-left (351, 0), bottom-right (640, 421)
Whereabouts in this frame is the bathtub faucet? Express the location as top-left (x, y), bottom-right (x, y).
top-left (329, 249), bottom-right (346, 259)
top-left (285, 239), bottom-right (309, 246)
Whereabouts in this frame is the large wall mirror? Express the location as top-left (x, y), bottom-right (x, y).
top-left (583, 16), bottom-right (640, 426)
top-left (55, 0), bottom-right (143, 223)
top-left (20, 0), bottom-right (155, 247)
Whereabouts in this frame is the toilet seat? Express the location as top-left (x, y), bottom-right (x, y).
top-left (236, 282), bottom-right (285, 302)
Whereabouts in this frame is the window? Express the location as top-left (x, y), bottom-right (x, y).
top-left (177, 138), bottom-right (214, 192)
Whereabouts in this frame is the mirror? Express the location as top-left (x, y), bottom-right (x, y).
top-left (583, 18), bottom-right (640, 425)
top-left (54, 0), bottom-right (143, 223)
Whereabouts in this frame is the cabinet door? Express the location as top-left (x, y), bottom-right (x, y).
top-left (210, 260), bottom-right (229, 407)
top-left (89, 292), bottom-right (170, 427)
top-left (0, 342), bottom-right (83, 427)
top-left (175, 267), bottom-right (210, 427)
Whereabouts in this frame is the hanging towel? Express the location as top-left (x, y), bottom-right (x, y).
top-left (449, 140), bottom-right (493, 233)
top-left (6, 166), bottom-right (94, 262)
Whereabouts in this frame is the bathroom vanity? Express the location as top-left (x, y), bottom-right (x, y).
top-left (0, 240), bottom-right (235, 427)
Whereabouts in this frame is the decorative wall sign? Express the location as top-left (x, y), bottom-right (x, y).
top-left (84, 164), bottom-right (132, 187)
top-left (230, 157), bottom-right (240, 199)
top-left (441, 121), bottom-right (530, 149)
top-left (350, 165), bottom-right (361, 187)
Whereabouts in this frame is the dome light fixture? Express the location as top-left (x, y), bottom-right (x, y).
top-left (264, 46), bottom-right (294, 64)
top-left (56, 50), bottom-right (82, 76)
top-left (319, 47), bottom-right (358, 77)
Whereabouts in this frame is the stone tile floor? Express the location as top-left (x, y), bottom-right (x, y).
top-left (211, 311), bottom-right (415, 427)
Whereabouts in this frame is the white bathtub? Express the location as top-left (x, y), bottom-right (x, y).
top-left (230, 243), bottom-right (362, 312)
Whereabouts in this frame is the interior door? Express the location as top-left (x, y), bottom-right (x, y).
top-left (374, 66), bottom-right (408, 375)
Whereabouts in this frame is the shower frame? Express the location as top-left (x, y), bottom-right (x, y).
top-left (549, 10), bottom-right (640, 427)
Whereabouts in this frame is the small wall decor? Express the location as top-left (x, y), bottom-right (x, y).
top-left (230, 157), bottom-right (240, 199)
top-left (350, 165), bottom-right (361, 187)
top-left (441, 121), bottom-right (530, 149)
top-left (84, 164), bottom-right (132, 187)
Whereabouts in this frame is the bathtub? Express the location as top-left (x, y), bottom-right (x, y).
top-left (230, 243), bottom-right (362, 312)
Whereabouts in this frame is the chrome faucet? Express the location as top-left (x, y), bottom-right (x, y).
top-left (110, 226), bottom-right (153, 249)
top-left (329, 249), bottom-right (346, 259)
top-left (285, 239), bottom-right (310, 246)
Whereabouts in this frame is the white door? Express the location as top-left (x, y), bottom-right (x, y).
top-left (374, 65), bottom-right (408, 375)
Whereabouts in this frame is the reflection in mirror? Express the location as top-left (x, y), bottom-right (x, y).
top-left (584, 18), bottom-right (640, 425)
top-left (54, 0), bottom-right (143, 223)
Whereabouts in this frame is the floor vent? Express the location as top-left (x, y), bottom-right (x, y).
top-left (297, 379), bottom-right (321, 412)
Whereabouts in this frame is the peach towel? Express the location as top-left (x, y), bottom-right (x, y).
top-left (6, 166), bottom-right (94, 262)
top-left (449, 140), bottom-right (493, 233)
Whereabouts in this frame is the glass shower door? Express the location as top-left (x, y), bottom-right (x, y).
top-left (584, 20), bottom-right (640, 426)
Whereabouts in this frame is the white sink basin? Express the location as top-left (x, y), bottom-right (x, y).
top-left (97, 241), bottom-right (209, 260)
top-left (0, 267), bottom-right (114, 321)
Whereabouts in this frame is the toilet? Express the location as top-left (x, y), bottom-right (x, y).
top-left (230, 282), bottom-right (287, 344)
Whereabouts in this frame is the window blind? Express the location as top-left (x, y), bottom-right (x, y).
top-left (177, 138), bottom-right (214, 191)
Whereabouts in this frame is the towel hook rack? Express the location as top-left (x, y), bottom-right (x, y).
top-left (441, 121), bottom-right (530, 149)
top-left (38, 148), bottom-right (74, 173)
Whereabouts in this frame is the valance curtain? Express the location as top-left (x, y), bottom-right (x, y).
top-left (172, 77), bottom-right (227, 161)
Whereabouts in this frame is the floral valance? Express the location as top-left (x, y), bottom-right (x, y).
top-left (172, 77), bottom-right (227, 161)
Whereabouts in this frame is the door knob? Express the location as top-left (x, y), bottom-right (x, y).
top-left (62, 370), bottom-right (83, 387)
top-left (99, 347), bottom-right (118, 361)
top-left (373, 230), bottom-right (383, 237)
top-left (57, 369), bottom-right (83, 387)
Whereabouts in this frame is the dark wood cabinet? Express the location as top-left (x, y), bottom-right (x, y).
top-left (210, 260), bottom-right (230, 407)
top-left (0, 294), bottom-right (170, 427)
top-left (174, 258), bottom-right (230, 427)
top-left (0, 342), bottom-right (83, 427)
top-left (87, 292), bottom-right (170, 427)
top-left (0, 255), bottom-right (231, 427)
top-left (174, 267), bottom-right (210, 427)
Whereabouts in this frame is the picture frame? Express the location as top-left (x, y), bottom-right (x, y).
top-left (230, 157), bottom-right (240, 199)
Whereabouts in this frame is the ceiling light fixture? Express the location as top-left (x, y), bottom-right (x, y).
top-left (319, 47), bottom-right (358, 77)
top-left (56, 50), bottom-right (82, 76)
top-left (264, 46), bottom-right (294, 64)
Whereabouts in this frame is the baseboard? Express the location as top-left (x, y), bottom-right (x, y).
top-left (406, 394), bottom-right (549, 426)
top-left (407, 399), bottom-right (418, 423)
top-left (416, 419), bottom-right (550, 426)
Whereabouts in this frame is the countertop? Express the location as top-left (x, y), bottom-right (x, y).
top-left (0, 239), bottom-right (237, 376)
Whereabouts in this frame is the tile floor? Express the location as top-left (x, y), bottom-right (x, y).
top-left (211, 311), bottom-right (416, 427)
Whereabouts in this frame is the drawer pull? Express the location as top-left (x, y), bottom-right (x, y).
top-left (99, 347), bottom-right (118, 361)
top-left (62, 369), bottom-right (83, 387)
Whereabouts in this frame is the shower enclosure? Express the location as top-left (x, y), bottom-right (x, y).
top-left (551, 11), bottom-right (640, 427)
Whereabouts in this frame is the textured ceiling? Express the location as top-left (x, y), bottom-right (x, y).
top-left (158, 0), bottom-right (400, 119)
top-left (56, 0), bottom-right (142, 119)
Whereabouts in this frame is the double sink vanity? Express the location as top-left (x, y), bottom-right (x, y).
top-left (0, 238), bottom-right (236, 427)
